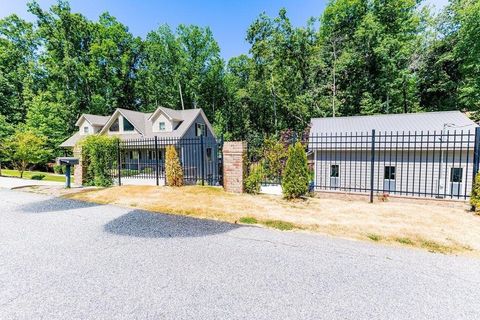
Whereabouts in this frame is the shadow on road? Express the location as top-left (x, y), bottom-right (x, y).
top-left (104, 210), bottom-right (240, 238)
top-left (20, 197), bottom-right (100, 213)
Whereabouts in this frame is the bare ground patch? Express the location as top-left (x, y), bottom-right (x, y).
top-left (40, 185), bottom-right (480, 256)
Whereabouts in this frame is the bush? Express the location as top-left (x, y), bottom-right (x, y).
top-left (244, 162), bottom-right (264, 194)
top-left (53, 164), bottom-right (65, 174)
top-left (471, 173), bottom-right (480, 212)
top-left (31, 174), bottom-right (45, 180)
top-left (281, 142), bottom-right (309, 199)
top-left (80, 135), bottom-right (119, 187)
top-left (165, 145), bottom-right (183, 186)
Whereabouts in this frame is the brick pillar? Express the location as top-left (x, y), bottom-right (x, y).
top-left (73, 145), bottom-right (86, 186)
top-left (223, 141), bottom-right (247, 193)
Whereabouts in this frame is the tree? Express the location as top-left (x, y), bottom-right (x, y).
top-left (81, 135), bottom-right (119, 187)
top-left (0, 14), bottom-right (37, 124)
top-left (282, 142), bottom-right (309, 199)
top-left (165, 145), bottom-right (183, 187)
top-left (6, 130), bottom-right (47, 178)
top-left (137, 24), bottom-right (225, 121)
top-left (0, 114), bottom-right (13, 175)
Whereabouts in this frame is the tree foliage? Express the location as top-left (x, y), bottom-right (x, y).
top-left (282, 142), bottom-right (309, 199)
top-left (165, 145), bottom-right (184, 187)
top-left (0, 0), bottom-right (479, 167)
top-left (80, 135), bottom-right (119, 187)
top-left (5, 130), bottom-right (47, 178)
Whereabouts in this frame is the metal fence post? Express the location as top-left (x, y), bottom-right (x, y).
top-left (155, 136), bottom-right (159, 186)
top-left (200, 135), bottom-right (205, 186)
top-left (117, 139), bottom-right (122, 186)
top-left (370, 129), bottom-right (376, 203)
top-left (473, 127), bottom-right (480, 183)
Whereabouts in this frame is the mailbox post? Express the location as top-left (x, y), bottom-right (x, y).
top-left (56, 157), bottom-right (79, 188)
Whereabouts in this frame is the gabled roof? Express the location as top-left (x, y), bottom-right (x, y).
top-left (99, 108), bottom-right (150, 135)
top-left (75, 114), bottom-right (110, 127)
top-left (310, 111), bottom-right (478, 135)
top-left (148, 106), bottom-right (183, 121)
top-left (143, 107), bottom-right (214, 139)
top-left (61, 106), bottom-right (215, 148)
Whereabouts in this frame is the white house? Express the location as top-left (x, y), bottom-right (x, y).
top-left (309, 111), bottom-right (479, 200)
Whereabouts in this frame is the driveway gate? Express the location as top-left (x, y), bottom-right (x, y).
top-left (112, 136), bottom-right (223, 186)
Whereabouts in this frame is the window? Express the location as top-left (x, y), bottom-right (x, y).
top-left (109, 118), bottom-right (119, 132)
top-left (148, 150), bottom-right (155, 161)
top-left (450, 168), bottom-right (463, 183)
top-left (330, 165), bottom-right (339, 177)
top-left (206, 147), bottom-right (212, 162)
top-left (123, 117), bottom-right (134, 132)
top-left (83, 126), bottom-right (89, 134)
top-left (384, 166), bottom-right (396, 180)
top-left (196, 123), bottom-right (206, 137)
top-left (159, 122), bottom-right (166, 131)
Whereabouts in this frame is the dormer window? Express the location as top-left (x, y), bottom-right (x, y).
top-left (159, 122), bottom-right (166, 131)
top-left (109, 118), bottom-right (119, 132)
top-left (83, 126), bottom-right (89, 134)
top-left (123, 118), bottom-right (134, 132)
top-left (196, 123), bottom-right (206, 137)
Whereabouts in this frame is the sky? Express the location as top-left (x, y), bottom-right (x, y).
top-left (0, 0), bottom-right (449, 60)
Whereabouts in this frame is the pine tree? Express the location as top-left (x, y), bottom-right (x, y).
top-left (282, 142), bottom-right (309, 199)
top-left (165, 145), bottom-right (184, 187)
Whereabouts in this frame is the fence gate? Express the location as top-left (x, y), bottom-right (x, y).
top-left (112, 136), bottom-right (223, 186)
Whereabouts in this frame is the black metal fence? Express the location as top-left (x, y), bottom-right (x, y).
top-left (309, 128), bottom-right (480, 201)
top-left (112, 136), bottom-right (223, 186)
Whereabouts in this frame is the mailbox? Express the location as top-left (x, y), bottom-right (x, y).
top-left (56, 157), bottom-right (79, 188)
top-left (56, 157), bottom-right (79, 166)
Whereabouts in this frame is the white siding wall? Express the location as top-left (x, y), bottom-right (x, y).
top-left (315, 149), bottom-right (474, 199)
top-left (152, 113), bottom-right (174, 132)
top-left (78, 120), bottom-right (94, 135)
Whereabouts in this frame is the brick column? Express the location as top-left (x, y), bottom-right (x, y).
top-left (223, 141), bottom-right (247, 193)
top-left (73, 145), bottom-right (86, 186)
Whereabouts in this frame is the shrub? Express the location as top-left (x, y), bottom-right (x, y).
top-left (244, 162), bottom-right (264, 194)
top-left (80, 135), bottom-right (119, 187)
top-left (471, 173), bottom-right (480, 213)
top-left (31, 174), bottom-right (45, 180)
top-left (239, 216), bottom-right (258, 224)
top-left (53, 164), bottom-right (65, 174)
top-left (281, 142), bottom-right (309, 199)
top-left (165, 145), bottom-right (183, 186)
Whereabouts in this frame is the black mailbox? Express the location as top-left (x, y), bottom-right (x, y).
top-left (56, 157), bottom-right (79, 188)
top-left (56, 157), bottom-right (79, 166)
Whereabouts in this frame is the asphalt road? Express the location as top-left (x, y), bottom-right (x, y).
top-left (1, 189), bottom-right (480, 320)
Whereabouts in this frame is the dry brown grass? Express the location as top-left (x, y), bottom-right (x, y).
top-left (63, 185), bottom-right (480, 256)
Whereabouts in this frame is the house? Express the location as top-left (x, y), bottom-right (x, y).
top-left (309, 111), bottom-right (479, 200)
top-left (60, 107), bottom-right (219, 185)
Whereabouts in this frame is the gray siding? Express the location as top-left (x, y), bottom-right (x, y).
top-left (314, 149), bottom-right (474, 199)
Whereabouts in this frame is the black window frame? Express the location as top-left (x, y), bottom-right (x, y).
top-left (206, 147), bottom-right (212, 162)
top-left (83, 126), bottom-right (89, 134)
top-left (384, 166), bottom-right (396, 180)
top-left (330, 164), bottom-right (339, 178)
top-left (196, 123), bottom-right (207, 137)
top-left (450, 167), bottom-right (463, 183)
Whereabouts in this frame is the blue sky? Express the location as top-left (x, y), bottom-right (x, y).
top-left (0, 0), bottom-right (449, 60)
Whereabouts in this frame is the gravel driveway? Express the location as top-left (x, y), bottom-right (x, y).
top-left (1, 189), bottom-right (480, 320)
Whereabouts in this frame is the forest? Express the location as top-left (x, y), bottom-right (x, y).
top-left (0, 0), bottom-right (479, 162)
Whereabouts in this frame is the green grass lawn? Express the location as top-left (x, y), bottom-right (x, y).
top-left (0, 169), bottom-right (70, 182)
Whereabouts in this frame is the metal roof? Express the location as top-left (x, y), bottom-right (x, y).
top-left (310, 111), bottom-right (478, 135)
